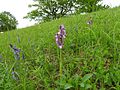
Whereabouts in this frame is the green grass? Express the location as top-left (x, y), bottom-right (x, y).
top-left (0, 7), bottom-right (120, 90)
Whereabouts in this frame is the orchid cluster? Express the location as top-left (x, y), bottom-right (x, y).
top-left (9, 44), bottom-right (20, 60)
top-left (55, 25), bottom-right (66, 49)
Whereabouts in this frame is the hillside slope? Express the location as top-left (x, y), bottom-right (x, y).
top-left (0, 7), bottom-right (120, 89)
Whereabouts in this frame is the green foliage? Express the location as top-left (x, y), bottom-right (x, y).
top-left (76, 0), bottom-right (109, 13)
top-left (0, 11), bottom-right (18, 32)
top-left (25, 0), bottom-right (75, 22)
top-left (0, 7), bottom-right (120, 89)
top-left (25, 0), bottom-right (109, 22)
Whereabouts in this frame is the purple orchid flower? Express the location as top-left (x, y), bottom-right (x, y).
top-left (9, 44), bottom-right (20, 60)
top-left (55, 32), bottom-right (63, 49)
top-left (55, 24), bottom-right (66, 49)
top-left (59, 24), bottom-right (66, 38)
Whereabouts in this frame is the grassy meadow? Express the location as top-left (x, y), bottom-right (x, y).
top-left (0, 7), bottom-right (120, 90)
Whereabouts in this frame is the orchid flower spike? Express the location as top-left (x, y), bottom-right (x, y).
top-left (9, 44), bottom-right (21, 60)
top-left (55, 24), bottom-right (66, 49)
top-left (59, 24), bottom-right (66, 38)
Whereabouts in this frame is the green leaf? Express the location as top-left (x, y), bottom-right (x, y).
top-left (80, 83), bottom-right (84, 87)
top-left (85, 84), bottom-right (92, 89)
top-left (64, 83), bottom-right (73, 90)
top-left (82, 74), bottom-right (93, 83)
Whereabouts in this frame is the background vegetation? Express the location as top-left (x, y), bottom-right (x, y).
top-left (0, 11), bottom-right (18, 32)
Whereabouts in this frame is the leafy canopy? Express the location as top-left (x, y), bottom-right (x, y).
top-left (25, 0), bottom-right (109, 22)
top-left (0, 11), bottom-right (18, 32)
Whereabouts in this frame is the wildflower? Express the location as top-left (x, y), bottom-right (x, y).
top-left (9, 44), bottom-right (20, 60)
top-left (59, 24), bottom-right (66, 38)
top-left (55, 32), bottom-right (63, 49)
top-left (55, 24), bottom-right (66, 49)
top-left (12, 68), bottom-right (19, 80)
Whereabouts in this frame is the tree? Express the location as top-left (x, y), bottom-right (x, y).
top-left (0, 11), bottom-right (18, 32)
top-left (75, 0), bottom-right (109, 13)
top-left (24, 0), bottom-right (75, 22)
top-left (25, 0), bottom-right (109, 22)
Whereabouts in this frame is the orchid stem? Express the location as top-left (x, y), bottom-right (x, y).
top-left (59, 49), bottom-right (62, 86)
